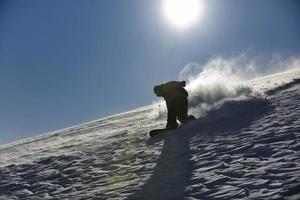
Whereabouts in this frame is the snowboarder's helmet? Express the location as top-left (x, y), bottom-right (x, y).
top-left (154, 85), bottom-right (164, 96)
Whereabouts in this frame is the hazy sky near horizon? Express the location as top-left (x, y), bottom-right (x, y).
top-left (1, 0), bottom-right (300, 144)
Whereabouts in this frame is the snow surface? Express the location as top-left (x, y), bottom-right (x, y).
top-left (0, 69), bottom-right (300, 200)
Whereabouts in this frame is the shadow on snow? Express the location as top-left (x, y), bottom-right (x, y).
top-left (129, 97), bottom-right (272, 200)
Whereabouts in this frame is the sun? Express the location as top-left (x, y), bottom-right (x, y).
top-left (163, 0), bottom-right (204, 29)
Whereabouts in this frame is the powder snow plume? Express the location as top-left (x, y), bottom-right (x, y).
top-left (181, 55), bottom-right (256, 118)
top-left (151, 54), bottom-right (300, 119)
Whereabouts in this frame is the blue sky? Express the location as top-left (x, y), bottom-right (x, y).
top-left (1, 0), bottom-right (300, 144)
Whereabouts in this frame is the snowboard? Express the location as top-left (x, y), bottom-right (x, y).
top-left (149, 115), bottom-right (196, 137)
top-left (149, 128), bottom-right (173, 137)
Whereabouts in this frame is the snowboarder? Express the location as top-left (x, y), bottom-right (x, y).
top-left (154, 81), bottom-right (193, 130)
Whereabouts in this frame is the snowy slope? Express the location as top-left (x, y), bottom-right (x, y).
top-left (0, 69), bottom-right (300, 200)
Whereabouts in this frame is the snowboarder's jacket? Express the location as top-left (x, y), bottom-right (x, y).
top-left (154, 81), bottom-right (189, 129)
top-left (154, 81), bottom-right (188, 102)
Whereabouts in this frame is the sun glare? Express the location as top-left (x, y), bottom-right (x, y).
top-left (163, 0), bottom-right (204, 29)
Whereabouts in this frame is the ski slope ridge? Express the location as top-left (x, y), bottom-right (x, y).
top-left (0, 69), bottom-right (300, 200)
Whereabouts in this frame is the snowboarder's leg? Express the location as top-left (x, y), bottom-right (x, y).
top-left (175, 96), bottom-right (189, 124)
top-left (166, 101), bottom-right (178, 129)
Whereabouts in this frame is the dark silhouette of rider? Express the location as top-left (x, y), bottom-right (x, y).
top-left (154, 81), bottom-right (192, 129)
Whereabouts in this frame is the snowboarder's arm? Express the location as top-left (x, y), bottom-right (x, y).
top-left (154, 81), bottom-right (187, 98)
top-left (164, 81), bottom-right (186, 88)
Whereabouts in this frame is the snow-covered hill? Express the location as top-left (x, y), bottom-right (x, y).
top-left (0, 69), bottom-right (300, 200)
